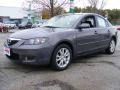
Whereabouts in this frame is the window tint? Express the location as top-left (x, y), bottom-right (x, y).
top-left (81, 16), bottom-right (96, 28)
top-left (97, 16), bottom-right (107, 27)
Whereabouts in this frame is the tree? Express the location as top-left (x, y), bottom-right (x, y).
top-left (42, 8), bottom-right (49, 19)
top-left (105, 9), bottom-right (120, 24)
top-left (32, 0), bottom-right (69, 17)
top-left (87, 0), bottom-right (107, 12)
top-left (74, 6), bottom-right (120, 24)
top-left (54, 6), bottom-right (66, 16)
top-left (42, 6), bottom-right (66, 19)
top-left (74, 7), bottom-right (81, 13)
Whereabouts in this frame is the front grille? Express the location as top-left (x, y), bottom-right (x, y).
top-left (7, 38), bottom-right (21, 46)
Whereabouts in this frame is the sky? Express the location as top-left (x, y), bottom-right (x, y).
top-left (0, 0), bottom-right (120, 9)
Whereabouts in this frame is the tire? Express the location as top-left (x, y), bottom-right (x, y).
top-left (51, 44), bottom-right (72, 71)
top-left (105, 39), bottom-right (116, 54)
top-left (6, 55), bottom-right (12, 59)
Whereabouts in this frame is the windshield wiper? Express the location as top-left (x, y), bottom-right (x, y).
top-left (43, 26), bottom-right (58, 28)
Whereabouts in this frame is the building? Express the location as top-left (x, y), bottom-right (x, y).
top-left (0, 6), bottom-right (29, 24)
top-left (0, 6), bottom-right (41, 24)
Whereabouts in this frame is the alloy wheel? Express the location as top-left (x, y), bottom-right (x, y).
top-left (56, 48), bottom-right (70, 68)
top-left (110, 40), bottom-right (116, 53)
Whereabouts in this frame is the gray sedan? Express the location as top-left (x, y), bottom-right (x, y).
top-left (4, 13), bottom-right (118, 71)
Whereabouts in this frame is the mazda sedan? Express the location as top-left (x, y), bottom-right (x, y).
top-left (4, 13), bottom-right (118, 70)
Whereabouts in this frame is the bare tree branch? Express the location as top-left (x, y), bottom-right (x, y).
top-left (57, 0), bottom-right (69, 7)
top-left (88, 0), bottom-right (99, 8)
top-left (31, 0), bottom-right (68, 17)
top-left (33, 0), bottom-right (50, 8)
top-left (87, 0), bottom-right (106, 9)
top-left (100, 0), bottom-right (106, 9)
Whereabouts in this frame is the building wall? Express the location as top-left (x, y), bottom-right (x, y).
top-left (0, 6), bottom-right (42, 24)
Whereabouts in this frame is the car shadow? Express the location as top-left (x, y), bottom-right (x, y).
top-left (5, 51), bottom-right (117, 72)
top-left (2, 58), bottom-right (51, 73)
top-left (12, 63), bottom-right (51, 73)
top-left (73, 52), bottom-right (105, 63)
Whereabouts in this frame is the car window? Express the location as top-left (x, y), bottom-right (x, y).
top-left (42, 14), bottom-right (81, 28)
top-left (96, 16), bottom-right (107, 28)
top-left (80, 16), bottom-right (96, 28)
top-left (21, 22), bottom-right (27, 25)
top-left (27, 22), bottom-right (32, 24)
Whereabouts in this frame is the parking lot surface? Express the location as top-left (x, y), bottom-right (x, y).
top-left (0, 32), bottom-right (120, 90)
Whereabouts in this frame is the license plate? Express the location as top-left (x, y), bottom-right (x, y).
top-left (4, 47), bottom-right (10, 56)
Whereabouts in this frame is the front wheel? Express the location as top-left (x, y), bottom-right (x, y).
top-left (51, 44), bottom-right (72, 71)
top-left (105, 39), bottom-right (116, 54)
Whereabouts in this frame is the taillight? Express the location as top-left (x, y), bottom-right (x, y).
top-left (117, 28), bottom-right (120, 31)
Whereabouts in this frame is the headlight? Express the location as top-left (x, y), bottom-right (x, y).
top-left (24, 37), bottom-right (48, 45)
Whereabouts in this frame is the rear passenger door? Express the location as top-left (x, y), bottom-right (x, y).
top-left (95, 16), bottom-right (110, 48)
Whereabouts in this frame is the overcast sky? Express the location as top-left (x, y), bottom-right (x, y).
top-left (0, 0), bottom-right (120, 9)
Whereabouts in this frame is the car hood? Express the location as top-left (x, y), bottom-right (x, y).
top-left (9, 27), bottom-right (71, 39)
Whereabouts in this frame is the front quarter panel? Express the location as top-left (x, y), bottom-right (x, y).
top-left (48, 29), bottom-right (77, 55)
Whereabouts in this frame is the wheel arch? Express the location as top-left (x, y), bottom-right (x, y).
top-left (55, 40), bottom-right (74, 55)
top-left (111, 36), bottom-right (117, 45)
top-left (50, 40), bottom-right (74, 62)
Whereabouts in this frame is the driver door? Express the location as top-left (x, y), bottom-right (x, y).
top-left (76, 15), bottom-right (97, 54)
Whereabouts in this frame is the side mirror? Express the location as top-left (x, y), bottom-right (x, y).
top-left (78, 23), bottom-right (90, 29)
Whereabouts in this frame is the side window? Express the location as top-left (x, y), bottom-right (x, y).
top-left (81, 16), bottom-right (96, 28)
top-left (97, 16), bottom-right (107, 28)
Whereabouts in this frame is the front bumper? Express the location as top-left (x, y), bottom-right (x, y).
top-left (4, 41), bottom-right (53, 65)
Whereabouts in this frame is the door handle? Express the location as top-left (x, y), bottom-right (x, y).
top-left (94, 31), bottom-right (98, 34)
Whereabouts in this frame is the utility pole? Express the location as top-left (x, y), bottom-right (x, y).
top-left (69, 0), bottom-right (74, 13)
top-left (27, 1), bottom-right (32, 21)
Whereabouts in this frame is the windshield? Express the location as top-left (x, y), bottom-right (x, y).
top-left (42, 14), bottom-right (81, 28)
top-left (21, 22), bottom-right (27, 25)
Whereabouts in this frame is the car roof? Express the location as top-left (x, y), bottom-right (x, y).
top-left (61, 13), bottom-right (104, 17)
top-left (58, 13), bottom-right (107, 21)
top-left (70, 13), bottom-right (99, 15)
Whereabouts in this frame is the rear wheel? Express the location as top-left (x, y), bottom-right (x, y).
top-left (105, 39), bottom-right (116, 54)
top-left (51, 44), bottom-right (72, 71)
